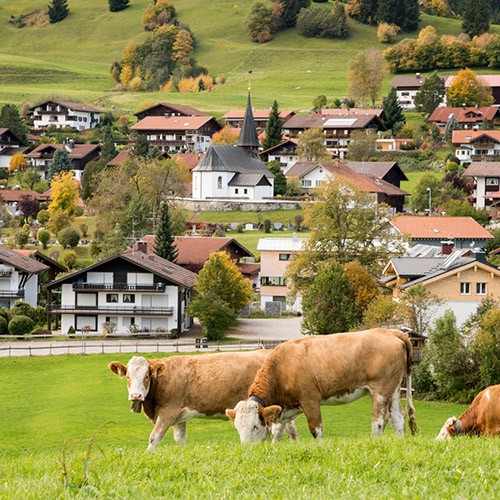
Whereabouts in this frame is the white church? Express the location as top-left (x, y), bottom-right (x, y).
top-left (192, 93), bottom-right (275, 200)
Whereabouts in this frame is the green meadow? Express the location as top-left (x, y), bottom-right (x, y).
top-left (0, 0), bottom-right (498, 112)
top-left (1, 353), bottom-right (498, 498)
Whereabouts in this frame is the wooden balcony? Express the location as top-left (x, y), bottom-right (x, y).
top-left (47, 304), bottom-right (174, 316)
top-left (73, 282), bottom-right (165, 293)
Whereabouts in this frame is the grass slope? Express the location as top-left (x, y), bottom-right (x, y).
top-left (0, 0), bottom-right (498, 112)
top-left (2, 354), bottom-right (499, 498)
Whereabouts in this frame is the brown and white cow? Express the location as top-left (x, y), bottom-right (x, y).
top-left (436, 384), bottom-right (500, 440)
top-left (109, 351), bottom-right (298, 450)
top-left (226, 328), bottom-right (418, 443)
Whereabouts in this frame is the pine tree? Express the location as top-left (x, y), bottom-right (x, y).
top-left (262, 100), bottom-right (283, 151)
top-left (462, 0), bottom-right (491, 37)
top-left (443, 114), bottom-right (459, 142)
top-left (100, 126), bottom-right (117, 163)
top-left (49, 149), bottom-right (72, 179)
top-left (109, 0), bottom-right (130, 12)
top-left (47, 0), bottom-right (69, 24)
top-left (155, 201), bottom-right (178, 262)
top-left (383, 87), bottom-right (405, 134)
top-left (376, 0), bottom-right (419, 32)
top-left (133, 133), bottom-right (150, 158)
top-left (281, 0), bottom-right (311, 28)
top-left (414, 71), bottom-right (446, 116)
top-left (0, 104), bottom-right (28, 145)
top-left (401, 0), bottom-right (419, 32)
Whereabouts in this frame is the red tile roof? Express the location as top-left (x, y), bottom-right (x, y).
top-left (390, 216), bottom-right (493, 240)
top-left (451, 130), bottom-right (500, 144)
top-left (173, 153), bottom-right (203, 170)
top-left (106, 150), bottom-right (131, 167)
top-left (428, 107), bottom-right (498, 124)
top-left (223, 110), bottom-right (294, 120)
top-left (0, 189), bottom-right (50, 202)
top-left (27, 143), bottom-right (100, 159)
top-left (444, 75), bottom-right (500, 88)
top-left (131, 116), bottom-right (216, 132)
top-left (320, 108), bottom-right (384, 118)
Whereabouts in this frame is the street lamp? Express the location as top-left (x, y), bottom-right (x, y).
top-left (427, 187), bottom-right (432, 215)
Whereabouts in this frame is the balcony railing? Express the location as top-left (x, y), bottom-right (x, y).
top-left (73, 282), bottom-right (165, 292)
top-left (47, 305), bottom-right (174, 316)
top-left (0, 270), bottom-right (13, 277)
top-left (0, 289), bottom-right (24, 298)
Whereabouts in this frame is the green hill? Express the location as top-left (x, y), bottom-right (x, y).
top-left (0, 0), bottom-right (498, 113)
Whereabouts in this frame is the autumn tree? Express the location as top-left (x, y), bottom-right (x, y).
top-left (462, 0), bottom-right (491, 37)
top-left (346, 130), bottom-right (377, 161)
top-left (109, 0), bottom-right (130, 12)
top-left (0, 104), bottom-right (27, 145)
top-left (362, 295), bottom-right (399, 328)
top-left (262, 100), bottom-right (283, 151)
top-left (18, 170), bottom-right (41, 190)
top-left (446, 68), bottom-right (494, 107)
top-left (155, 201), bottom-right (178, 262)
top-left (383, 86), bottom-right (405, 134)
top-left (347, 0), bottom-right (378, 25)
top-left (48, 0), bottom-right (69, 23)
top-left (377, 22), bottom-right (400, 43)
top-left (49, 149), bottom-right (72, 179)
top-left (211, 126), bottom-right (239, 146)
top-left (48, 172), bottom-right (80, 234)
top-left (9, 153), bottom-right (27, 174)
top-left (296, 127), bottom-right (328, 161)
top-left (17, 195), bottom-right (40, 219)
top-left (172, 29), bottom-right (194, 76)
top-left (246, 1), bottom-right (274, 43)
top-left (188, 252), bottom-right (254, 340)
top-left (343, 260), bottom-right (379, 318)
top-left (348, 48), bottom-right (387, 106)
top-left (414, 71), bottom-right (446, 116)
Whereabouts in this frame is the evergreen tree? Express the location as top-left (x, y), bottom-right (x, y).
top-left (383, 86), bottom-right (405, 134)
top-left (81, 159), bottom-right (105, 201)
top-left (376, 0), bottom-right (419, 32)
top-left (47, 0), bottom-right (69, 23)
top-left (100, 126), bottom-right (117, 163)
top-left (0, 104), bottom-right (28, 145)
top-left (444, 114), bottom-right (459, 142)
top-left (268, 161), bottom-right (287, 196)
top-left (414, 71), bottom-right (446, 116)
top-left (401, 0), bottom-right (419, 32)
top-left (281, 0), bottom-right (311, 28)
top-left (462, 0), bottom-right (491, 37)
top-left (155, 201), bottom-right (178, 262)
top-left (49, 149), bottom-right (72, 179)
top-left (348, 0), bottom-right (379, 26)
top-left (109, 0), bottom-right (130, 12)
top-left (262, 100), bottom-right (283, 151)
top-left (133, 133), bottom-right (150, 158)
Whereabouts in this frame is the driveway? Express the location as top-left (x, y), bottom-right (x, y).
top-left (229, 317), bottom-right (303, 341)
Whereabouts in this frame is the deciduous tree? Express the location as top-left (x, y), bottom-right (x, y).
top-left (9, 153), bottom-right (27, 174)
top-left (446, 68), bottom-right (494, 107)
top-left (211, 126), bottom-right (239, 146)
top-left (48, 172), bottom-right (79, 233)
top-left (246, 1), bottom-right (274, 43)
top-left (17, 195), bottom-right (40, 219)
top-left (296, 127), bottom-right (328, 161)
top-left (346, 130), bottom-right (377, 161)
top-left (58, 227), bottom-right (80, 249)
top-left (348, 48), bottom-right (387, 106)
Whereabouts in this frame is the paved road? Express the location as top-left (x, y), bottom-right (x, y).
top-left (0, 317), bottom-right (304, 357)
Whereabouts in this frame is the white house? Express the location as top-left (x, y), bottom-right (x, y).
top-left (452, 130), bottom-right (500, 165)
top-left (0, 245), bottom-right (48, 308)
top-left (27, 100), bottom-right (102, 131)
top-left (260, 138), bottom-right (299, 173)
top-left (464, 162), bottom-right (500, 211)
top-left (191, 92), bottom-right (274, 200)
top-left (390, 74), bottom-right (428, 110)
top-left (0, 128), bottom-right (26, 169)
top-left (46, 251), bottom-right (196, 335)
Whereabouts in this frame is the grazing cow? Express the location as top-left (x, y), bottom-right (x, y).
top-left (108, 351), bottom-right (298, 450)
top-left (226, 328), bottom-right (418, 443)
top-left (436, 384), bottom-right (500, 440)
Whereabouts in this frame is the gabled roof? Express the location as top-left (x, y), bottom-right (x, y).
top-left (27, 143), bottom-right (101, 159)
top-left (134, 102), bottom-right (207, 117)
top-left (444, 75), bottom-right (500, 88)
top-left (428, 107), bottom-right (498, 124)
top-left (0, 190), bottom-right (50, 202)
top-left (173, 153), bottom-right (203, 170)
top-left (0, 128), bottom-right (23, 144)
top-left (106, 150), bottom-right (131, 167)
top-left (320, 108), bottom-right (384, 118)
top-left (390, 216), bottom-right (493, 240)
top-left (29, 100), bottom-right (101, 113)
top-left (283, 113), bottom-right (385, 131)
top-left (47, 252), bottom-right (197, 289)
top-left (15, 249), bottom-right (67, 273)
top-left (228, 173), bottom-right (272, 187)
top-left (259, 138), bottom-right (298, 155)
top-left (464, 162), bottom-right (500, 177)
top-left (192, 145), bottom-right (274, 178)
top-left (347, 161), bottom-right (408, 181)
top-left (0, 245), bottom-right (48, 273)
top-left (390, 75), bottom-right (427, 89)
top-left (174, 236), bottom-right (253, 265)
top-left (223, 109), bottom-right (294, 120)
top-left (451, 130), bottom-right (500, 144)
top-left (237, 91), bottom-right (260, 148)
top-left (131, 115), bottom-right (218, 132)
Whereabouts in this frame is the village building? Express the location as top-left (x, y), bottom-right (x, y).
top-left (376, 137), bottom-right (414, 152)
top-left (192, 92), bottom-right (274, 200)
top-left (0, 245), bottom-right (49, 308)
top-left (452, 130), bottom-right (500, 164)
top-left (26, 142), bottom-right (101, 180)
top-left (259, 138), bottom-right (299, 172)
top-left (463, 162), bottom-right (500, 214)
top-left (134, 102), bottom-right (208, 121)
top-left (0, 128), bottom-right (27, 169)
top-left (0, 189), bottom-right (50, 214)
top-left (223, 109), bottom-right (295, 132)
top-left (46, 250), bottom-right (196, 335)
top-left (27, 100), bottom-right (102, 131)
top-left (390, 74), bottom-right (428, 110)
top-left (444, 75), bottom-right (500, 106)
top-left (427, 107), bottom-right (499, 131)
top-left (131, 115), bottom-right (220, 154)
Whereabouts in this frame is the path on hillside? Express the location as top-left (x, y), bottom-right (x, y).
top-left (0, 317), bottom-right (304, 357)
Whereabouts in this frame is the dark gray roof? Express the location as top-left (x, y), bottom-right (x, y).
top-left (390, 257), bottom-right (450, 278)
top-left (237, 92), bottom-right (260, 148)
top-left (192, 145), bottom-right (274, 178)
top-left (228, 173), bottom-right (272, 187)
top-left (347, 161), bottom-right (408, 182)
top-left (0, 246), bottom-right (49, 274)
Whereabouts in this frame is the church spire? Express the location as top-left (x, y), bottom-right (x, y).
top-left (237, 90), bottom-right (260, 154)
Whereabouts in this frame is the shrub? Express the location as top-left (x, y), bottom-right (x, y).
top-left (67, 326), bottom-right (76, 335)
top-left (36, 306), bottom-right (47, 326)
top-left (377, 23), bottom-right (400, 44)
top-left (12, 300), bottom-right (38, 322)
top-left (38, 229), bottom-right (51, 249)
top-left (58, 227), bottom-right (80, 249)
top-left (37, 209), bottom-right (50, 225)
top-left (61, 250), bottom-right (77, 269)
top-left (0, 316), bottom-right (8, 335)
top-left (263, 219), bottom-right (272, 233)
top-left (297, 3), bottom-right (349, 39)
top-left (8, 315), bottom-right (35, 336)
top-left (0, 307), bottom-right (13, 323)
top-left (31, 327), bottom-right (51, 336)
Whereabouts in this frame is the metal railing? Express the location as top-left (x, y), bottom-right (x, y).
top-left (47, 305), bottom-right (174, 315)
top-left (73, 282), bottom-right (165, 292)
top-left (0, 289), bottom-right (24, 298)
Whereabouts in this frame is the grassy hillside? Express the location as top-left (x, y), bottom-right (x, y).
top-left (0, 0), bottom-right (498, 113)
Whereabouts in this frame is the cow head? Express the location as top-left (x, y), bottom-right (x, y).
top-left (436, 417), bottom-right (459, 440)
top-left (108, 356), bottom-right (163, 413)
top-left (225, 399), bottom-right (282, 443)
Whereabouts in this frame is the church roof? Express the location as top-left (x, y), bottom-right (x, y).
top-left (237, 91), bottom-right (260, 148)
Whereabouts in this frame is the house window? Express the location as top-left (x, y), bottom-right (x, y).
top-left (486, 178), bottom-right (499, 186)
top-left (235, 189), bottom-right (239, 194)
top-left (123, 294), bottom-right (135, 303)
top-left (476, 282), bottom-right (487, 295)
top-left (315, 180), bottom-right (322, 186)
top-left (244, 188), bottom-right (248, 194)
top-left (460, 282), bottom-right (470, 295)
top-left (261, 276), bottom-right (286, 286)
top-left (106, 294), bottom-right (118, 303)
top-left (217, 176), bottom-right (222, 189)
top-left (279, 253), bottom-right (292, 261)
top-left (302, 180), bottom-right (312, 187)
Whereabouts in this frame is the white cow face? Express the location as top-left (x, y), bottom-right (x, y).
top-left (225, 400), bottom-right (282, 443)
top-left (109, 356), bottom-right (152, 411)
top-left (436, 417), bottom-right (458, 441)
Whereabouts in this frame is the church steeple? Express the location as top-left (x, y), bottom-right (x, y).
top-left (237, 90), bottom-right (260, 155)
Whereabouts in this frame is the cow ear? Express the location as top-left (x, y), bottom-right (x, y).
top-left (108, 361), bottom-right (127, 377)
top-left (261, 405), bottom-right (282, 423)
top-left (149, 361), bottom-right (165, 379)
top-left (225, 408), bottom-right (236, 421)
top-left (446, 417), bottom-right (458, 434)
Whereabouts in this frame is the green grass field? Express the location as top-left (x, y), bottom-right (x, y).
top-left (0, 0), bottom-right (498, 112)
top-left (2, 353), bottom-right (498, 497)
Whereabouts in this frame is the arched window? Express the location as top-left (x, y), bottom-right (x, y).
top-left (217, 176), bottom-right (222, 189)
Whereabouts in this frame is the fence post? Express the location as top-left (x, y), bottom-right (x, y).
top-left (119, 340), bottom-right (122, 354)
top-left (135, 342), bottom-right (138, 353)
top-left (157, 342), bottom-right (159, 353)
top-left (29, 343), bottom-right (32, 356)
top-left (49, 343), bottom-right (52, 355)
top-left (102, 342), bottom-right (104, 354)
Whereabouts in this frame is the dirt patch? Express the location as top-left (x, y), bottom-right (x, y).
top-left (9, 10), bottom-right (49, 29)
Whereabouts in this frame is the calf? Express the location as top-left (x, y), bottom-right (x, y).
top-left (436, 384), bottom-right (500, 440)
top-left (109, 351), bottom-right (298, 450)
top-left (226, 328), bottom-right (418, 443)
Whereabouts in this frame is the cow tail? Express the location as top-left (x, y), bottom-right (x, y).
top-left (393, 330), bottom-right (419, 435)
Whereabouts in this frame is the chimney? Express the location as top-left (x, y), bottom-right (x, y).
top-left (474, 251), bottom-right (486, 263)
top-left (415, 72), bottom-right (421, 79)
top-left (441, 240), bottom-right (454, 255)
top-left (137, 241), bottom-right (148, 253)
top-left (68, 139), bottom-right (75, 149)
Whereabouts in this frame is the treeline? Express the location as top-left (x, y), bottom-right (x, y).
top-left (385, 27), bottom-right (500, 72)
top-left (110, 0), bottom-right (210, 92)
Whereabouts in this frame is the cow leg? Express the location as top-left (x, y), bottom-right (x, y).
top-left (300, 400), bottom-right (323, 440)
top-left (389, 389), bottom-right (406, 437)
top-left (173, 422), bottom-right (187, 446)
top-left (371, 393), bottom-right (387, 437)
top-left (286, 420), bottom-right (299, 441)
top-left (147, 412), bottom-right (177, 451)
